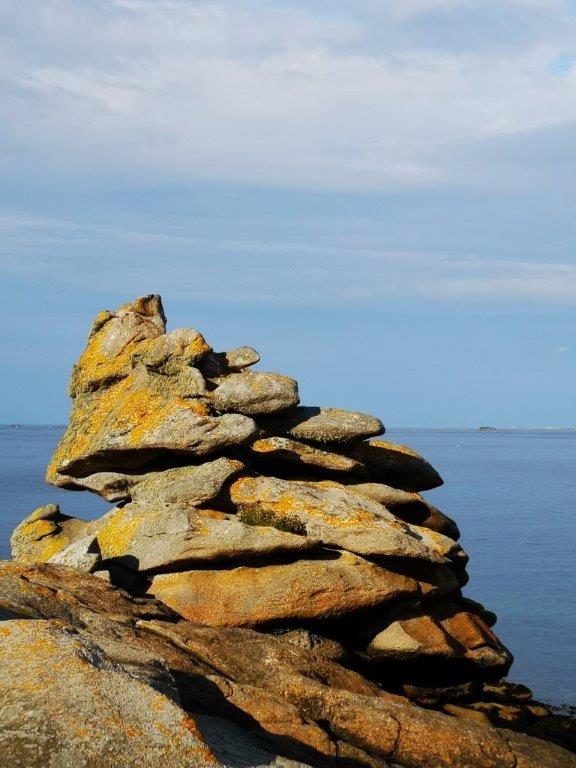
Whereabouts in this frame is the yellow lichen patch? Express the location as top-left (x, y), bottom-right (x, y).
top-left (47, 376), bottom-right (136, 476)
top-left (71, 329), bottom-right (153, 396)
top-left (152, 694), bottom-right (167, 712)
top-left (127, 395), bottom-right (208, 446)
top-left (34, 532), bottom-right (71, 562)
top-left (96, 508), bottom-right (143, 559)
top-left (20, 519), bottom-right (57, 540)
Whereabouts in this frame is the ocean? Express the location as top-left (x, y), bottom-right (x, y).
top-left (1, 425), bottom-right (574, 707)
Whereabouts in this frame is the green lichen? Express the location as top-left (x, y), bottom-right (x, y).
top-left (238, 507), bottom-right (306, 536)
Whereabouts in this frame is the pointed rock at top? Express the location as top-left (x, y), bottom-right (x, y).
top-left (69, 295), bottom-right (169, 397)
top-left (46, 297), bottom-right (263, 489)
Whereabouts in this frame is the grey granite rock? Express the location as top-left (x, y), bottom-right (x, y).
top-left (47, 534), bottom-right (102, 572)
top-left (212, 372), bottom-right (299, 415)
top-left (258, 406), bottom-right (385, 444)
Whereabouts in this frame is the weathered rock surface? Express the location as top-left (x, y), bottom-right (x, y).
top-left (148, 550), bottom-right (448, 627)
top-left (367, 599), bottom-right (512, 672)
top-left (248, 436), bottom-right (365, 474)
top-left (0, 619), bottom-right (221, 768)
top-left (212, 371), bottom-right (300, 415)
top-left (350, 440), bottom-right (444, 491)
top-left (7, 295), bottom-right (574, 768)
top-left (259, 406), bottom-right (385, 444)
top-left (47, 533), bottom-right (102, 571)
top-left (230, 475), bottom-right (462, 565)
top-left (0, 563), bottom-right (573, 768)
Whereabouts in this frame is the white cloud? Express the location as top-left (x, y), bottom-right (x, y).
top-left (555, 345), bottom-right (570, 352)
top-left (1, 0), bottom-right (576, 190)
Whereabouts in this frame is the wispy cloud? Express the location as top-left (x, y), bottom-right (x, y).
top-left (555, 345), bottom-right (570, 352)
top-left (2, 212), bottom-right (576, 305)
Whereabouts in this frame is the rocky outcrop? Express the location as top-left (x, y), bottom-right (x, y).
top-left (6, 295), bottom-right (575, 768)
top-left (1, 562), bottom-right (574, 768)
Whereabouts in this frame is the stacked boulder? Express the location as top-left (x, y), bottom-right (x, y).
top-left (7, 296), bottom-right (561, 738)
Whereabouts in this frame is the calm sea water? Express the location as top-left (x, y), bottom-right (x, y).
top-left (1, 425), bottom-right (574, 706)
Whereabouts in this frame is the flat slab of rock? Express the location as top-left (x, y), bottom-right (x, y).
top-left (344, 482), bottom-right (460, 539)
top-left (368, 599), bottom-right (512, 672)
top-left (248, 436), bottom-right (364, 474)
top-left (149, 550), bottom-right (428, 626)
top-left (93, 502), bottom-right (318, 573)
top-left (212, 372), bottom-right (299, 415)
top-left (52, 455), bottom-right (245, 504)
top-left (129, 457), bottom-right (244, 506)
top-left (350, 440), bottom-right (444, 492)
top-left (230, 475), bottom-right (463, 565)
top-left (258, 406), bottom-right (385, 444)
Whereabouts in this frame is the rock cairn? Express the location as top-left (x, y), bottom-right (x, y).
top-left (7, 295), bottom-right (576, 767)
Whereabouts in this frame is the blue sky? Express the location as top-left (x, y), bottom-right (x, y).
top-left (1, 0), bottom-right (575, 426)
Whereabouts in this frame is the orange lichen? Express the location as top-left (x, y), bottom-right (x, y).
top-left (48, 373), bottom-right (212, 480)
top-left (198, 509), bottom-right (228, 520)
top-left (127, 395), bottom-right (208, 445)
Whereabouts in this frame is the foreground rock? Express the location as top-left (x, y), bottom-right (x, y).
top-left (1, 562), bottom-right (574, 768)
top-left (7, 295), bottom-right (576, 766)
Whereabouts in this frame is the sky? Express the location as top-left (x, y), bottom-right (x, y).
top-left (1, 0), bottom-right (575, 426)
